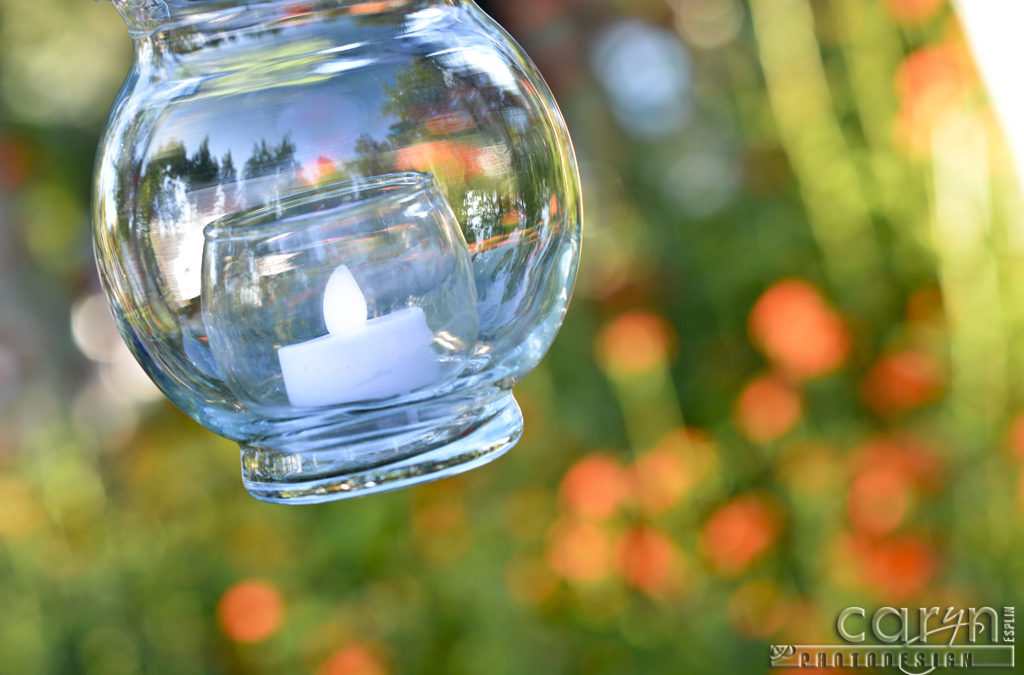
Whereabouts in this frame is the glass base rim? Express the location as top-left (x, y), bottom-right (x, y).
top-left (239, 390), bottom-right (522, 504)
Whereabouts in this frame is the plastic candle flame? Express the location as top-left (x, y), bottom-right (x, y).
top-left (278, 265), bottom-right (440, 408)
top-left (323, 265), bottom-right (369, 334)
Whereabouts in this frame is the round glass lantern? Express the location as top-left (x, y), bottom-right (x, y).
top-left (92, 0), bottom-right (581, 503)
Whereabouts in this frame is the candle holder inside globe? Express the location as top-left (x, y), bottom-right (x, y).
top-left (201, 172), bottom-right (520, 503)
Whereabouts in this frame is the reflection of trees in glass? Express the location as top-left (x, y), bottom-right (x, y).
top-left (353, 56), bottom-right (557, 249)
top-left (136, 134), bottom-right (301, 223)
top-left (242, 136), bottom-right (300, 179)
top-left (381, 63), bottom-right (450, 146)
top-left (353, 134), bottom-right (394, 177)
top-left (219, 151), bottom-right (237, 184)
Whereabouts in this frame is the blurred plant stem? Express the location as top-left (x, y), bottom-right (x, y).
top-left (931, 112), bottom-right (1009, 431)
top-left (606, 367), bottom-right (684, 453)
top-left (749, 0), bottom-right (883, 310)
top-left (834, 1), bottom-right (929, 236)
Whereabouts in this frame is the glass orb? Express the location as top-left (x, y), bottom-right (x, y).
top-left (92, 0), bottom-right (582, 503)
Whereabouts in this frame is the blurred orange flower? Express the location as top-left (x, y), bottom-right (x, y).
top-left (863, 536), bottom-right (938, 601)
top-left (735, 374), bottom-right (802, 443)
top-left (883, 0), bottom-right (943, 25)
top-left (894, 42), bottom-right (977, 153)
top-left (559, 453), bottom-right (631, 520)
top-left (595, 310), bottom-right (675, 375)
top-left (217, 580), bottom-right (284, 643)
top-left (848, 436), bottom-right (943, 493)
top-left (320, 643), bottom-right (388, 675)
top-left (847, 465), bottom-right (910, 535)
top-left (616, 526), bottom-right (684, 598)
top-left (862, 349), bottom-right (943, 416)
top-left (748, 280), bottom-right (850, 380)
top-left (630, 428), bottom-right (718, 514)
top-left (701, 494), bottom-right (782, 576)
top-left (631, 447), bottom-right (689, 514)
top-left (546, 518), bottom-right (615, 584)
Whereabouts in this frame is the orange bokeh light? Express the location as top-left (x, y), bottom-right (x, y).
top-left (894, 42), bottom-right (977, 154)
top-left (217, 580), bottom-right (285, 644)
top-left (1008, 412), bottom-right (1024, 460)
top-left (883, 0), bottom-right (943, 25)
top-left (862, 349), bottom-right (942, 416)
top-left (546, 518), bottom-right (615, 584)
top-left (616, 526), bottom-right (683, 598)
top-left (735, 375), bottom-right (802, 443)
top-left (848, 436), bottom-right (943, 494)
top-left (862, 536), bottom-right (938, 601)
top-left (320, 643), bottom-right (388, 675)
top-left (594, 310), bottom-right (675, 376)
top-left (701, 494), bottom-right (782, 576)
top-left (847, 466), bottom-right (910, 535)
top-left (630, 428), bottom-right (717, 514)
top-left (631, 445), bottom-right (691, 514)
top-left (748, 280), bottom-right (850, 380)
top-left (559, 453), bottom-right (631, 520)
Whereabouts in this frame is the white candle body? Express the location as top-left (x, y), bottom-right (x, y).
top-left (278, 306), bottom-right (440, 408)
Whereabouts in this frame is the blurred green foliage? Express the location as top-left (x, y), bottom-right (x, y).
top-left (2, 0), bottom-right (1024, 673)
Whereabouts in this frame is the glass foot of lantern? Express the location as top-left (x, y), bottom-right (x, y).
top-left (202, 173), bottom-right (515, 502)
top-left (240, 389), bottom-right (522, 504)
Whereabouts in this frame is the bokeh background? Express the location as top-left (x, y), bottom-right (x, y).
top-left (2, 0), bottom-right (1023, 672)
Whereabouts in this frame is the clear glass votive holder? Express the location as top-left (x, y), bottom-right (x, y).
top-left (200, 173), bottom-right (521, 503)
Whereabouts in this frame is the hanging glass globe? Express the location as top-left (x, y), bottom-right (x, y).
top-left (92, 0), bottom-right (582, 503)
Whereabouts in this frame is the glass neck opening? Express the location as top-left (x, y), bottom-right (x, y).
top-left (110, 0), bottom-right (441, 39)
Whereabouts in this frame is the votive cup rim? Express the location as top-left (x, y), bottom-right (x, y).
top-left (203, 171), bottom-right (437, 242)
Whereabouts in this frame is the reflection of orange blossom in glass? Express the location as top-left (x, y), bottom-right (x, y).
top-left (278, 264), bottom-right (439, 407)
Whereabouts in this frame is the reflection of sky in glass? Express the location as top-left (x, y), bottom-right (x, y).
top-left (149, 17), bottom-right (412, 165)
top-left (434, 47), bottom-right (520, 94)
top-left (153, 66), bottom-right (398, 168)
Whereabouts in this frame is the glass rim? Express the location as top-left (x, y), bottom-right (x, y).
top-left (203, 171), bottom-right (438, 242)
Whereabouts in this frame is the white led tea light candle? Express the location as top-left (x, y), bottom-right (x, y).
top-left (278, 265), bottom-right (440, 408)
